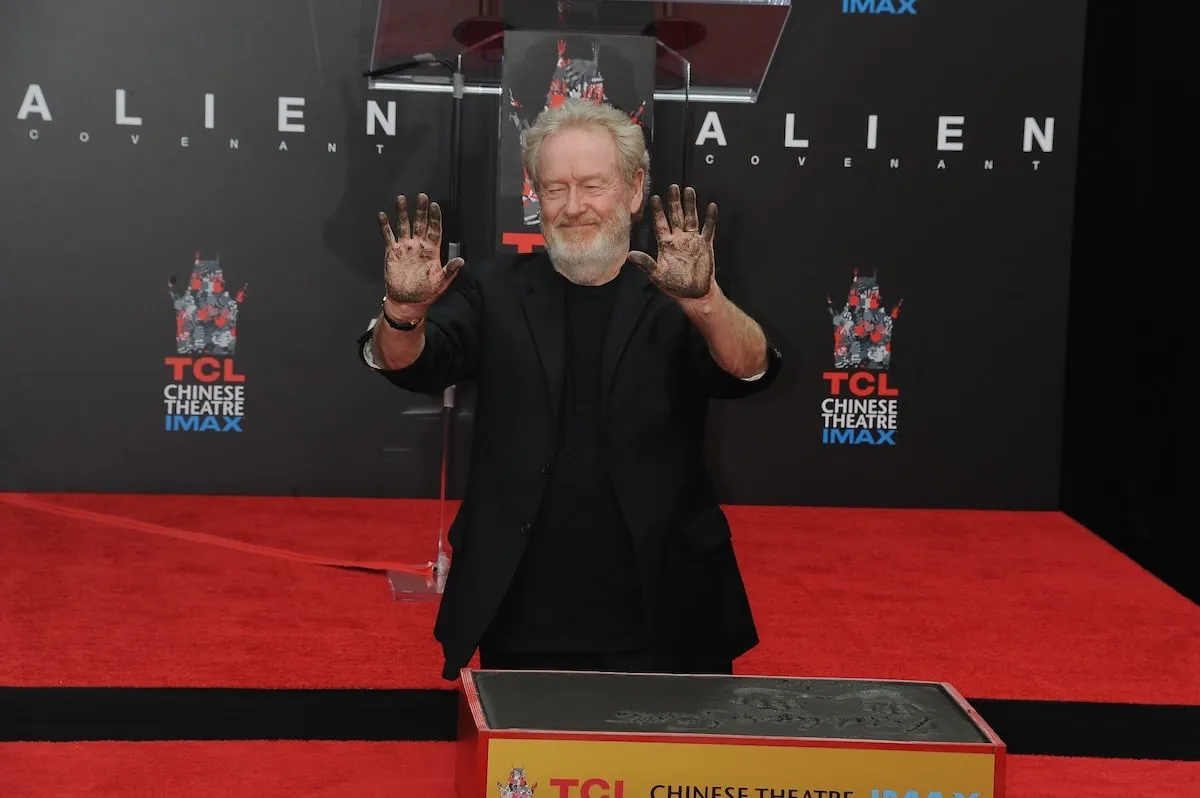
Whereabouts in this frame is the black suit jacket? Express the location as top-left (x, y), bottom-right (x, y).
top-left (358, 252), bottom-right (783, 680)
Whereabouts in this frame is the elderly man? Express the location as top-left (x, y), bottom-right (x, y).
top-left (359, 99), bottom-right (782, 681)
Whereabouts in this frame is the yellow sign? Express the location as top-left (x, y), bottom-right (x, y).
top-left (485, 738), bottom-right (996, 798)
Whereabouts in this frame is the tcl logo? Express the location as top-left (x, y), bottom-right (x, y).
top-left (548, 779), bottom-right (625, 798)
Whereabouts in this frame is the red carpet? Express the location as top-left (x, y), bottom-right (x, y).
top-left (2, 492), bottom-right (1196, 702)
top-left (0, 742), bottom-right (1197, 798)
top-left (2, 492), bottom-right (1197, 797)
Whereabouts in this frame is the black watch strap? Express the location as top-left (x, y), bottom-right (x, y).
top-left (381, 299), bottom-right (424, 331)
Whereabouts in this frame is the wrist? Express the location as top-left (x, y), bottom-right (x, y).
top-left (677, 282), bottom-right (723, 319)
top-left (381, 296), bottom-right (427, 325)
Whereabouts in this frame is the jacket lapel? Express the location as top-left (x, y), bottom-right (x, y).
top-left (520, 256), bottom-right (566, 422)
top-left (599, 262), bottom-right (655, 413)
top-left (520, 256), bottom-right (656, 419)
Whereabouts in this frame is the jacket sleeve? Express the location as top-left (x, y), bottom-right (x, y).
top-left (686, 325), bottom-right (784, 400)
top-left (356, 263), bottom-right (484, 396)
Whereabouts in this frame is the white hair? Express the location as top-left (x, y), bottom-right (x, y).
top-left (520, 99), bottom-right (651, 201)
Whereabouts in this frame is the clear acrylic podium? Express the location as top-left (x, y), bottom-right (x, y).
top-left (364, 0), bottom-right (792, 601)
top-left (367, 0), bottom-right (793, 105)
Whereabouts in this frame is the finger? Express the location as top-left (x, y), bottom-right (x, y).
top-left (435, 258), bottom-right (465, 299)
top-left (682, 187), bottom-right (699, 232)
top-left (648, 195), bottom-right (670, 240)
top-left (627, 250), bottom-right (658, 278)
top-left (395, 196), bottom-right (411, 238)
top-left (701, 202), bottom-right (718, 244)
top-left (427, 201), bottom-right (443, 243)
top-left (378, 211), bottom-right (397, 246)
top-left (667, 184), bottom-right (684, 231)
top-left (413, 193), bottom-right (429, 238)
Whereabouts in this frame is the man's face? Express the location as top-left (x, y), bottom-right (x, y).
top-left (537, 125), bottom-right (644, 284)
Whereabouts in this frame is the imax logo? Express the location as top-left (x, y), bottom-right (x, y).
top-left (843, 0), bottom-right (918, 14)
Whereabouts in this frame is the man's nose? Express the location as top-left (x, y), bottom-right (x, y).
top-left (563, 187), bottom-right (584, 215)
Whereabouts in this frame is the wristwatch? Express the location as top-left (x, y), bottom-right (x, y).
top-left (381, 297), bottom-right (424, 331)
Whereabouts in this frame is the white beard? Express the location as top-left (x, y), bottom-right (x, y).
top-left (543, 208), bottom-right (631, 285)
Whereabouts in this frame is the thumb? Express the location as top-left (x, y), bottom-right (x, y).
top-left (443, 257), bottom-right (465, 281)
top-left (627, 250), bottom-right (657, 277)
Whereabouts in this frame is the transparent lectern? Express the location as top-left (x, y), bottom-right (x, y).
top-left (364, 0), bottom-right (792, 601)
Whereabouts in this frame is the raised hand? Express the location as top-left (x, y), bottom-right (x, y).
top-left (628, 185), bottom-right (717, 301)
top-left (378, 193), bottom-right (464, 307)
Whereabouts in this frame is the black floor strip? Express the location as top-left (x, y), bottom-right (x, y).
top-left (967, 698), bottom-right (1199, 761)
top-left (0, 688), bottom-right (459, 744)
top-left (1, 688), bottom-right (1196, 761)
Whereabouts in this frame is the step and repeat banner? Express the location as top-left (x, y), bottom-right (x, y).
top-left (0, 0), bottom-right (1087, 508)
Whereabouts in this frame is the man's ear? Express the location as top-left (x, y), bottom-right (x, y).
top-left (628, 168), bottom-right (646, 220)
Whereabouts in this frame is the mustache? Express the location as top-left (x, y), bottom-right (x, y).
top-left (554, 212), bottom-right (603, 227)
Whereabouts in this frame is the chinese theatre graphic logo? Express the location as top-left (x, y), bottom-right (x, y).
top-left (828, 269), bottom-right (901, 370)
top-left (498, 767), bottom-right (536, 798)
top-left (821, 269), bottom-right (901, 446)
top-left (162, 252), bottom-right (248, 433)
top-left (169, 253), bottom-right (247, 356)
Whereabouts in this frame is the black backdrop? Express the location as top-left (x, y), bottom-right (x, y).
top-left (0, 0), bottom-right (1088, 511)
top-left (1059, 2), bottom-right (1187, 601)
